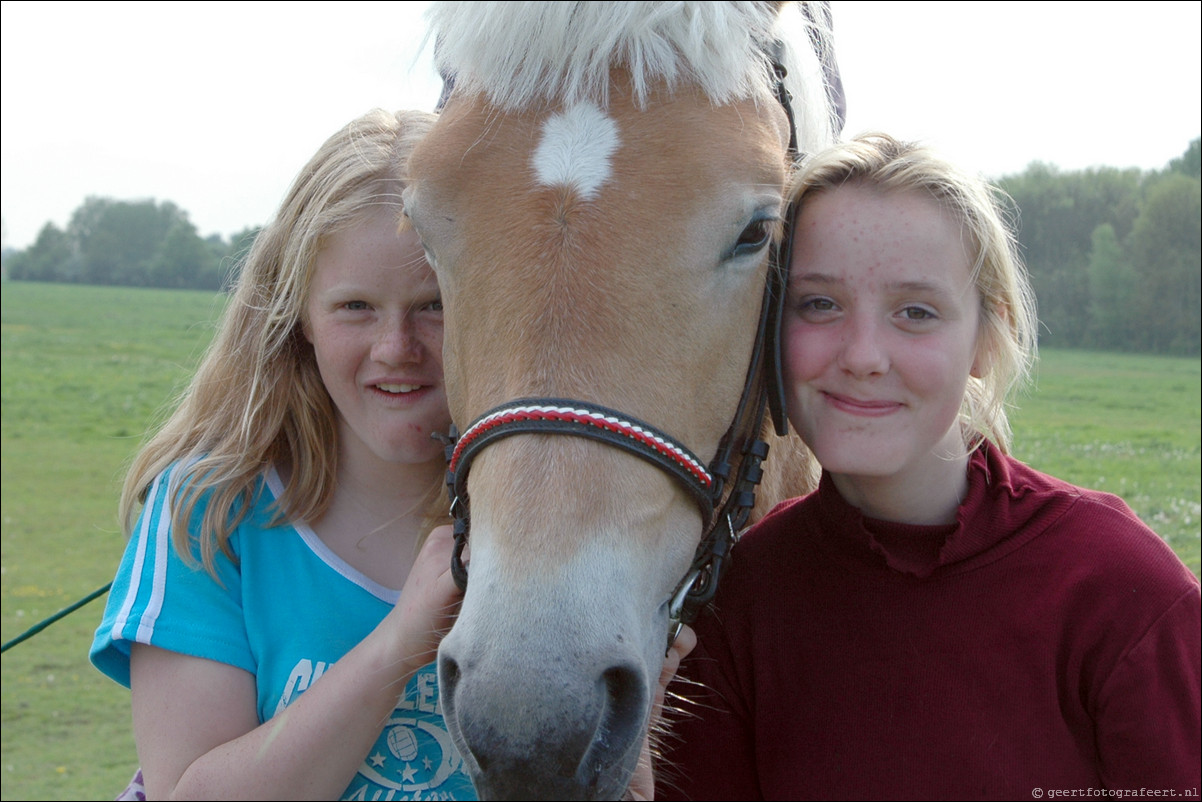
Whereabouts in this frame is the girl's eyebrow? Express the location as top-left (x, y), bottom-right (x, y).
top-left (891, 279), bottom-right (955, 295)
top-left (791, 273), bottom-right (965, 300)
top-left (790, 271), bottom-right (842, 286)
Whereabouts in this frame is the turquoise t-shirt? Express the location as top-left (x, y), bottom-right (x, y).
top-left (90, 463), bottom-right (476, 801)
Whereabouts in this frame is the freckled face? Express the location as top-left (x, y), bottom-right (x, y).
top-left (783, 185), bottom-right (983, 493)
top-left (304, 209), bottom-right (450, 469)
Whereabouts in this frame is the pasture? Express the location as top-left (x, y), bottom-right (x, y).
top-left (1, 280), bottom-right (1198, 800)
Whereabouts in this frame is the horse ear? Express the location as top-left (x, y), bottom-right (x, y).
top-left (436, 73), bottom-right (455, 112)
top-left (434, 33), bottom-right (455, 112)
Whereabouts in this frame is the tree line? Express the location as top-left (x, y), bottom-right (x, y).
top-left (2, 197), bottom-right (258, 292)
top-left (2, 138), bottom-right (1199, 355)
top-left (997, 138), bottom-right (1200, 356)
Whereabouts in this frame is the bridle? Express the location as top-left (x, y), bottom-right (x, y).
top-left (436, 45), bottom-right (801, 644)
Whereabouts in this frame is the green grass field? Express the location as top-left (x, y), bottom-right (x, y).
top-left (2, 282), bottom-right (226, 800)
top-left (2, 280), bottom-right (1199, 800)
top-left (1010, 348), bottom-right (1200, 574)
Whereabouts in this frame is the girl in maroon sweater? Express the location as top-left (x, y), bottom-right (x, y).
top-left (658, 133), bottom-right (1200, 801)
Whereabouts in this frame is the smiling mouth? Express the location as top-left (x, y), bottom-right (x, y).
top-left (826, 392), bottom-right (900, 415)
top-left (376, 383), bottom-right (423, 394)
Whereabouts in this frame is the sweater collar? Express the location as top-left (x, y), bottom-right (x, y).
top-left (816, 442), bottom-right (1006, 579)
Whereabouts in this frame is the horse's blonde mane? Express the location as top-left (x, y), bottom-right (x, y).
top-left (427, 1), bottom-right (837, 145)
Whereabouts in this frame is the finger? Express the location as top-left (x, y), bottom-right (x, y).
top-left (669, 623), bottom-right (697, 664)
top-left (659, 624), bottom-right (696, 685)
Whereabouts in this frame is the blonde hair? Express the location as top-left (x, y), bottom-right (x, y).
top-left (120, 108), bottom-right (439, 573)
top-left (788, 132), bottom-right (1038, 452)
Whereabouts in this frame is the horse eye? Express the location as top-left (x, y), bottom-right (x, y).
top-left (731, 219), bottom-right (773, 258)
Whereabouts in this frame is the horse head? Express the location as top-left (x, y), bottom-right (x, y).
top-left (403, 3), bottom-right (834, 798)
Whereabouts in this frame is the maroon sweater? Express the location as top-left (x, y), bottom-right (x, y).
top-left (657, 443), bottom-right (1200, 801)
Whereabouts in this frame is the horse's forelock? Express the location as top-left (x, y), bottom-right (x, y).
top-left (427, 1), bottom-right (806, 111)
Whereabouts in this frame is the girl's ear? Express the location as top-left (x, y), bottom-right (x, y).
top-left (970, 344), bottom-right (992, 379)
top-left (971, 303), bottom-right (1005, 378)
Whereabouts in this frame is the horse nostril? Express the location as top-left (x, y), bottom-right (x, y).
top-left (438, 654), bottom-right (486, 773)
top-left (578, 663), bottom-right (647, 788)
top-left (603, 664), bottom-right (642, 732)
top-left (605, 663), bottom-right (644, 721)
top-left (437, 656), bottom-right (462, 731)
top-left (440, 655), bottom-right (461, 689)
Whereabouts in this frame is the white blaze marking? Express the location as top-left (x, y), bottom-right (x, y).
top-left (531, 102), bottom-right (620, 201)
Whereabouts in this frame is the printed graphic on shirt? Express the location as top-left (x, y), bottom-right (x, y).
top-left (274, 658), bottom-right (331, 716)
top-left (277, 659), bottom-right (476, 801)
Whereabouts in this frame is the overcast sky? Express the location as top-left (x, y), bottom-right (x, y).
top-left (2, 1), bottom-right (1199, 251)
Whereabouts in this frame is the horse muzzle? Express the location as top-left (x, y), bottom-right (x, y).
top-left (438, 614), bottom-right (652, 801)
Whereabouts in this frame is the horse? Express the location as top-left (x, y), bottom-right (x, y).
top-left (403, 3), bottom-right (837, 798)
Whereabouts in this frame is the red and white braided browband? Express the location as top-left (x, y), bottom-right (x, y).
top-left (449, 403), bottom-right (714, 490)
